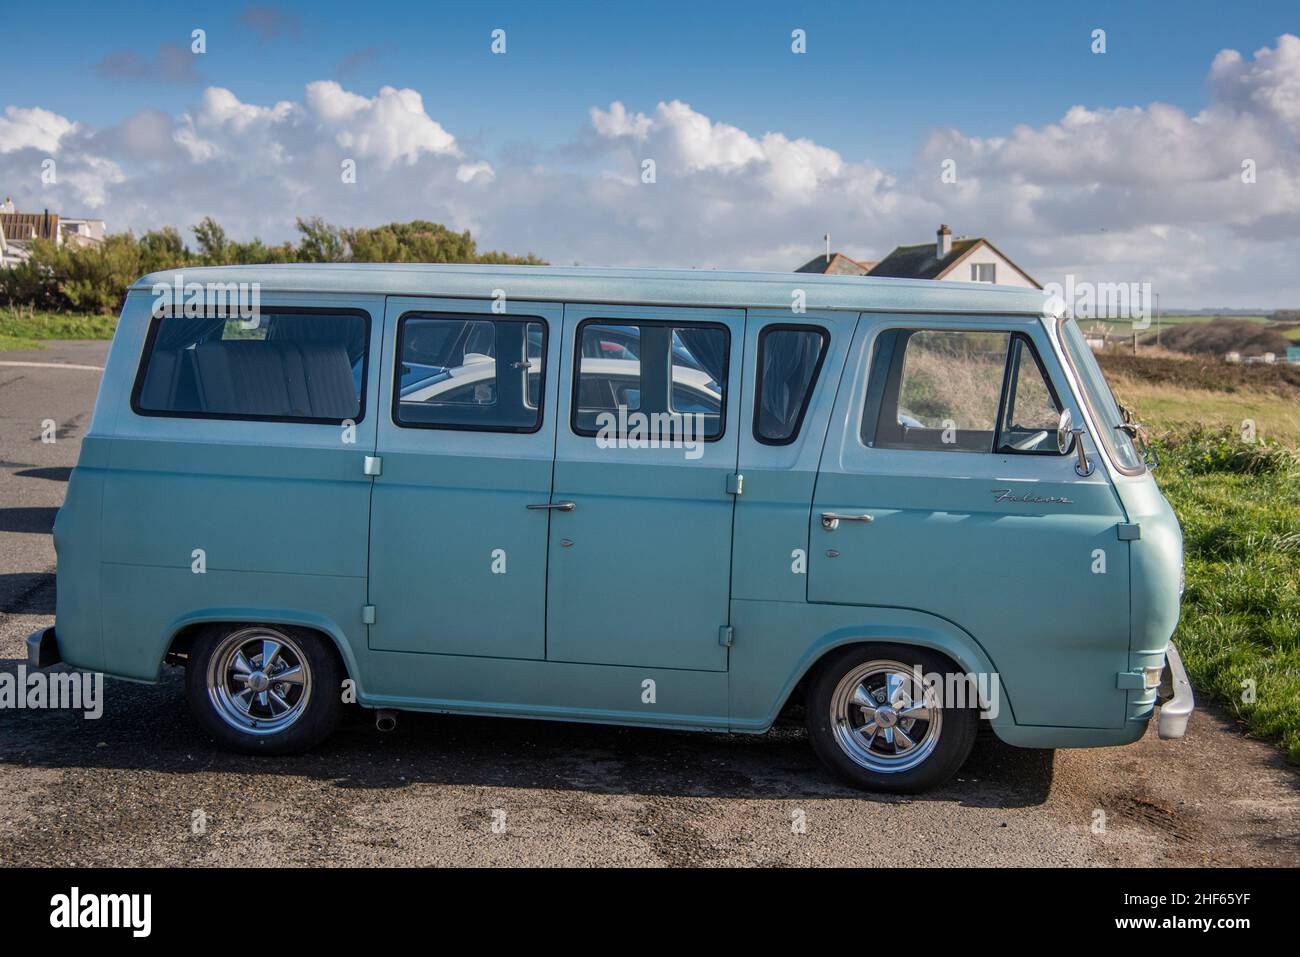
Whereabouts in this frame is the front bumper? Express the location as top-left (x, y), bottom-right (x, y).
top-left (1157, 641), bottom-right (1194, 739)
top-left (26, 626), bottom-right (62, 669)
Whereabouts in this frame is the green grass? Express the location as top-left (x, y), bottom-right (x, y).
top-left (1151, 432), bottom-right (1300, 762)
top-left (1104, 354), bottom-right (1300, 761)
top-left (0, 308), bottom-right (117, 341)
top-left (0, 334), bottom-right (44, 352)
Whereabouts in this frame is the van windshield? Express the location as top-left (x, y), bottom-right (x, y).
top-left (1058, 317), bottom-right (1145, 473)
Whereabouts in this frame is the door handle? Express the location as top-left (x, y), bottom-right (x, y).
top-left (821, 512), bottom-right (873, 530)
top-left (527, 501), bottom-right (576, 512)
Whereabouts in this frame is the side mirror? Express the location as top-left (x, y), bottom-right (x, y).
top-left (1056, 408), bottom-right (1075, 455)
top-left (1057, 408), bottom-right (1094, 476)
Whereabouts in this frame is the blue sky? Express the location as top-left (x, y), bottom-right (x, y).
top-left (2, 1), bottom-right (1299, 304)
top-left (5, 0), bottom-right (1294, 165)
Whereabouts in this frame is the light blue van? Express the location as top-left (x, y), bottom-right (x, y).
top-left (27, 264), bottom-right (1194, 792)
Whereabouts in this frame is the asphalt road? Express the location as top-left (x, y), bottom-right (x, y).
top-left (1, 341), bottom-right (1296, 867)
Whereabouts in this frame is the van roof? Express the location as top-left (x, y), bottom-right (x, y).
top-left (134, 263), bottom-right (1052, 317)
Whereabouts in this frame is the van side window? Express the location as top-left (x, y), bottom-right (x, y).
top-left (862, 329), bottom-right (1062, 454)
top-left (133, 311), bottom-right (367, 423)
top-left (571, 321), bottom-right (728, 440)
top-left (393, 313), bottom-right (545, 432)
top-left (754, 325), bottom-right (828, 444)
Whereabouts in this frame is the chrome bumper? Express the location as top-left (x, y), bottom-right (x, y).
top-left (1157, 641), bottom-right (1194, 739)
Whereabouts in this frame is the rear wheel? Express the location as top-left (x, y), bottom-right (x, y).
top-left (805, 644), bottom-right (978, 793)
top-left (185, 623), bottom-right (343, 754)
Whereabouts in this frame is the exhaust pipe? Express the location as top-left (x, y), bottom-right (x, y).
top-left (375, 709), bottom-right (398, 733)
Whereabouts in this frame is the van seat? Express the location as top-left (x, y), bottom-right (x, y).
top-left (190, 339), bottom-right (355, 419)
top-left (295, 342), bottom-right (357, 418)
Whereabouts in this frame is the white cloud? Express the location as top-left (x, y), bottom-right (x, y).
top-left (0, 105), bottom-right (78, 153)
top-left (2, 35), bottom-right (1300, 304)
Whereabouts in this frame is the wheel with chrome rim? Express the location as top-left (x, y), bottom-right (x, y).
top-left (186, 623), bottom-right (344, 754)
top-left (829, 660), bottom-right (942, 774)
top-left (207, 627), bottom-right (313, 735)
top-left (806, 644), bottom-right (978, 793)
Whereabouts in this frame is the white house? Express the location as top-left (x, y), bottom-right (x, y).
top-left (866, 225), bottom-right (1041, 288)
top-left (0, 197), bottom-right (107, 265)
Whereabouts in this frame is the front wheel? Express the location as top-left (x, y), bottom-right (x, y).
top-left (805, 644), bottom-right (979, 793)
top-left (185, 623), bottom-right (343, 754)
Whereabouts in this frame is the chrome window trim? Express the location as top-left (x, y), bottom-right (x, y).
top-left (1054, 316), bottom-right (1146, 477)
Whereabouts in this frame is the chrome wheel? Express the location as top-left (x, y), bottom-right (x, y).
top-left (829, 659), bottom-right (942, 774)
top-left (206, 627), bottom-right (313, 736)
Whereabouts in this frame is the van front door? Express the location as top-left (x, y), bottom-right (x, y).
top-left (368, 297), bottom-right (561, 659)
top-left (544, 304), bottom-right (743, 672)
top-left (808, 318), bottom-right (1132, 729)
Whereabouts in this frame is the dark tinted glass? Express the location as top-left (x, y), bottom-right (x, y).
top-left (135, 312), bottom-right (366, 422)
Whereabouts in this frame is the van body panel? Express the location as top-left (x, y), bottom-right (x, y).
top-left (132, 263), bottom-right (1052, 319)
top-left (728, 598), bottom-right (1014, 733)
top-left (358, 653), bottom-right (728, 730)
top-left (731, 311), bottom-right (854, 603)
top-left (98, 565), bottom-right (368, 684)
top-left (809, 315), bottom-right (1132, 730)
top-left (50, 439), bottom-right (107, 672)
top-left (92, 290), bottom-right (384, 679)
top-left (543, 303), bottom-right (742, 675)
top-left (1116, 476), bottom-right (1185, 722)
top-left (366, 297), bottom-right (563, 660)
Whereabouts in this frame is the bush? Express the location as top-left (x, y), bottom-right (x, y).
top-left (0, 217), bottom-right (545, 314)
top-left (1153, 427), bottom-right (1300, 477)
top-left (1157, 318), bottom-right (1291, 357)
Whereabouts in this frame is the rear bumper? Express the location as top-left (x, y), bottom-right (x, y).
top-left (26, 626), bottom-right (62, 669)
top-left (1157, 640), bottom-right (1194, 739)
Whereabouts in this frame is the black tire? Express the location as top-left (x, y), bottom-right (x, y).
top-left (805, 643), bottom-right (979, 793)
top-left (185, 623), bottom-right (344, 755)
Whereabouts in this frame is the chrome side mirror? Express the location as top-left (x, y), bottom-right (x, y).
top-left (1057, 409), bottom-right (1093, 476)
top-left (1056, 408), bottom-right (1075, 455)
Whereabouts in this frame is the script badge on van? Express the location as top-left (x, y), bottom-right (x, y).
top-left (991, 489), bottom-right (1074, 505)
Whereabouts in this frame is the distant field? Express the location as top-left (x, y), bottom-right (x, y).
top-left (1098, 351), bottom-right (1300, 445)
top-left (1152, 314), bottom-right (1270, 325)
top-left (1078, 315), bottom-right (1270, 334)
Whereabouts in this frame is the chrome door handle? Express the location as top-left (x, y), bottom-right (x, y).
top-left (821, 512), bottom-right (874, 530)
top-left (527, 501), bottom-right (576, 512)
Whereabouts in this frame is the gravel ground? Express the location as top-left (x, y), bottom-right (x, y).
top-left (1, 342), bottom-right (1297, 867)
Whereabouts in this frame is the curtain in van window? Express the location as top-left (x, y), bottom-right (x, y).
top-left (758, 328), bottom-right (825, 442)
top-left (676, 328), bottom-right (729, 388)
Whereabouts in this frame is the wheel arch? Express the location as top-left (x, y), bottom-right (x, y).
top-left (160, 608), bottom-right (361, 689)
top-left (730, 603), bottom-right (1018, 734)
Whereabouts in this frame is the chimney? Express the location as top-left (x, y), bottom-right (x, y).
top-left (937, 224), bottom-right (952, 259)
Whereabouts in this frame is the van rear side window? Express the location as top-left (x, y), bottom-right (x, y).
top-left (571, 320), bottom-right (729, 440)
top-left (132, 311), bottom-right (368, 423)
top-left (754, 325), bottom-right (828, 444)
top-left (393, 313), bottom-right (546, 432)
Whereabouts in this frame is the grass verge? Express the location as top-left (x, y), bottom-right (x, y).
top-left (0, 308), bottom-right (117, 342)
top-left (1149, 430), bottom-right (1300, 762)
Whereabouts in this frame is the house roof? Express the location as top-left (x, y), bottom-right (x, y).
top-left (133, 263), bottom-right (1052, 318)
top-left (795, 252), bottom-right (879, 276)
top-left (0, 211), bottom-right (58, 242)
top-left (869, 237), bottom-right (1041, 288)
